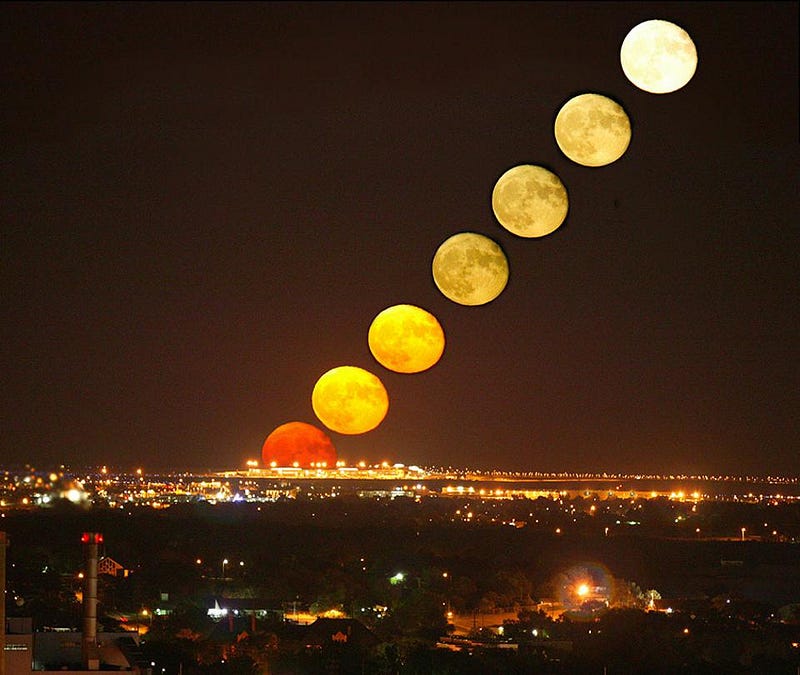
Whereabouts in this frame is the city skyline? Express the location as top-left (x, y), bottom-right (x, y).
top-left (2, 3), bottom-right (798, 475)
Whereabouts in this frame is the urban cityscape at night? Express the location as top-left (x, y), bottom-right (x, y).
top-left (2, 1), bottom-right (797, 673)
top-left (3, 463), bottom-right (800, 511)
top-left (2, 464), bottom-right (800, 672)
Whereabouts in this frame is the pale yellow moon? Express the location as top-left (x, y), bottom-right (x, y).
top-left (492, 165), bottom-right (569, 238)
top-left (311, 365), bottom-right (389, 435)
top-left (621, 19), bottom-right (698, 94)
top-left (432, 232), bottom-right (509, 306)
top-left (554, 93), bottom-right (631, 167)
top-left (368, 304), bottom-right (445, 374)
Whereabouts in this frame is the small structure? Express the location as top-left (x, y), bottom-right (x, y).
top-left (303, 618), bottom-right (379, 651)
top-left (2, 623), bottom-right (148, 674)
top-left (206, 597), bottom-right (283, 621)
top-left (97, 556), bottom-right (129, 578)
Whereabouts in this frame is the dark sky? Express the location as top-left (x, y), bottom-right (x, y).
top-left (2, 2), bottom-right (797, 475)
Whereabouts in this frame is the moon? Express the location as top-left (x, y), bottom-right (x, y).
top-left (554, 93), bottom-right (631, 167)
top-left (432, 232), bottom-right (509, 306)
top-left (621, 19), bottom-right (698, 94)
top-left (311, 365), bottom-right (389, 435)
top-left (492, 165), bottom-right (569, 238)
top-left (368, 304), bottom-right (445, 374)
top-left (262, 421), bottom-right (337, 468)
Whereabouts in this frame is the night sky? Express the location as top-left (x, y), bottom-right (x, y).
top-left (2, 2), bottom-right (797, 474)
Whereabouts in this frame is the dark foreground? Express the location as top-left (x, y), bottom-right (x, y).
top-left (3, 495), bottom-right (800, 673)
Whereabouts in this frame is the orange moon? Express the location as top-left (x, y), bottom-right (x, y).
top-left (261, 421), bottom-right (337, 468)
top-left (368, 304), bottom-right (445, 374)
top-left (312, 366), bottom-right (389, 435)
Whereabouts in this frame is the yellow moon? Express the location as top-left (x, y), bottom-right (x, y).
top-left (620, 19), bottom-right (698, 94)
top-left (492, 165), bottom-right (569, 238)
top-left (432, 232), bottom-right (509, 306)
top-left (311, 365), bottom-right (389, 435)
top-left (368, 304), bottom-right (445, 374)
top-left (554, 93), bottom-right (631, 167)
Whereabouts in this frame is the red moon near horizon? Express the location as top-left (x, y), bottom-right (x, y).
top-left (261, 421), bottom-right (338, 468)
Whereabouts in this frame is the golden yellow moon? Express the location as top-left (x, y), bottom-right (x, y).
top-left (311, 365), bottom-right (389, 435)
top-left (620, 19), bottom-right (698, 94)
top-left (432, 232), bottom-right (509, 306)
top-left (492, 165), bottom-right (569, 238)
top-left (554, 93), bottom-right (631, 167)
top-left (368, 304), bottom-right (445, 374)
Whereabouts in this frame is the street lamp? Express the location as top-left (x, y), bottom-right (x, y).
top-left (222, 558), bottom-right (229, 578)
top-left (740, 527), bottom-right (746, 542)
top-left (443, 572), bottom-right (452, 619)
top-left (139, 608), bottom-right (152, 635)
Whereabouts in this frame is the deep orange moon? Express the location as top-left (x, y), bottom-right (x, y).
top-left (261, 421), bottom-right (338, 468)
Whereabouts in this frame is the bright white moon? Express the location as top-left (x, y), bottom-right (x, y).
top-left (492, 165), bottom-right (569, 238)
top-left (621, 19), bottom-right (698, 94)
top-left (554, 93), bottom-right (631, 167)
top-left (432, 232), bottom-right (509, 306)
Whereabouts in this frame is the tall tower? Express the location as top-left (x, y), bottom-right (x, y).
top-left (81, 532), bottom-right (102, 670)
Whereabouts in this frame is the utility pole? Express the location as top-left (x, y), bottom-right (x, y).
top-left (1, 531), bottom-right (7, 675)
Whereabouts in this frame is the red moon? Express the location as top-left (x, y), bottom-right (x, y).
top-left (261, 421), bottom-right (337, 468)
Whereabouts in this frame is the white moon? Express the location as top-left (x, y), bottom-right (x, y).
top-left (432, 232), bottom-right (509, 306)
top-left (492, 165), bottom-right (569, 238)
top-left (621, 19), bottom-right (698, 94)
top-left (554, 93), bottom-right (631, 167)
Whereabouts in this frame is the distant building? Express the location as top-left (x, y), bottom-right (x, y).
top-left (97, 556), bottom-right (129, 578)
top-left (303, 618), bottom-right (379, 651)
top-left (205, 596), bottom-right (283, 621)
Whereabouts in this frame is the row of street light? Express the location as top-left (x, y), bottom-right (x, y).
top-left (193, 557), bottom-right (245, 578)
